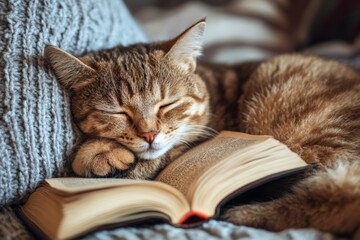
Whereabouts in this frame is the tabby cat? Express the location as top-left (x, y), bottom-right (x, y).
top-left (44, 20), bottom-right (360, 237)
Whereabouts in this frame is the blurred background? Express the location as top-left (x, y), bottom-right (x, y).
top-left (124, 0), bottom-right (360, 69)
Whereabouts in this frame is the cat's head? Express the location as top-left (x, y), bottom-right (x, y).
top-left (45, 20), bottom-right (211, 160)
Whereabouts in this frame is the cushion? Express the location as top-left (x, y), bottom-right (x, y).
top-left (307, 0), bottom-right (360, 45)
top-left (0, 0), bottom-right (147, 206)
top-left (131, 0), bottom-right (321, 63)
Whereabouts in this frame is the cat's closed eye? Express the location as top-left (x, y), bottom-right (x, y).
top-left (110, 111), bottom-right (129, 116)
top-left (98, 109), bottom-right (129, 117)
top-left (159, 100), bottom-right (179, 110)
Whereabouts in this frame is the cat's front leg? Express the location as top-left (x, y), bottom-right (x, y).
top-left (120, 144), bottom-right (190, 179)
top-left (222, 163), bottom-right (360, 235)
top-left (72, 138), bottom-right (135, 177)
top-left (222, 201), bottom-right (286, 231)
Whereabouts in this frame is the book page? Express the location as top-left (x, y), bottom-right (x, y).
top-left (155, 131), bottom-right (270, 200)
top-left (23, 178), bottom-right (191, 239)
top-left (45, 178), bottom-right (152, 194)
top-left (191, 143), bottom-right (308, 214)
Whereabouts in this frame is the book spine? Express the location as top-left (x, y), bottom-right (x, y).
top-left (179, 211), bottom-right (209, 225)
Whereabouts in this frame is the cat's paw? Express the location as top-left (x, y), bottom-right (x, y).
top-left (72, 139), bottom-right (135, 177)
top-left (222, 204), bottom-right (266, 228)
top-left (221, 202), bottom-right (285, 231)
top-left (222, 201), bottom-right (296, 231)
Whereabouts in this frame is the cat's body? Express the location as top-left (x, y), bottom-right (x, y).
top-left (45, 20), bottom-right (360, 237)
top-left (202, 56), bottom-right (360, 236)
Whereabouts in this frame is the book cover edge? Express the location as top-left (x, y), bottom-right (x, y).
top-left (214, 165), bottom-right (311, 217)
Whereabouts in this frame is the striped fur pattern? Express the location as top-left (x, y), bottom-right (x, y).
top-left (45, 21), bottom-right (360, 236)
top-left (219, 55), bottom-right (360, 237)
top-left (45, 21), bottom-right (212, 179)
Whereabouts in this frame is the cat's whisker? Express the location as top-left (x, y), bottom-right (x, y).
top-left (177, 139), bottom-right (193, 149)
top-left (184, 125), bottom-right (218, 139)
top-left (195, 125), bottom-right (218, 134)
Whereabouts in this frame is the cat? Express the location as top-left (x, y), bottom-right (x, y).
top-left (44, 20), bottom-right (360, 237)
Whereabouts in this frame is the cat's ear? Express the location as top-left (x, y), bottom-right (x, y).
top-left (165, 19), bottom-right (206, 73)
top-left (44, 45), bottom-right (96, 90)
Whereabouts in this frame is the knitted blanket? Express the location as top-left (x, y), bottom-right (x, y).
top-left (0, 0), bottom-right (146, 206)
top-left (0, 206), bottom-right (336, 240)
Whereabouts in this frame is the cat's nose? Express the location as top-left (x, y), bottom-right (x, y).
top-left (139, 131), bottom-right (158, 143)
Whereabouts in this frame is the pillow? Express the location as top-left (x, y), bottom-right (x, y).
top-left (306, 0), bottom-right (360, 45)
top-left (132, 0), bottom-right (322, 63)
top-left (0, 0), bottom-right (147, 205)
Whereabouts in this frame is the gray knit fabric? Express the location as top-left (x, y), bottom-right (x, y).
top-left (0, 206), bottom-right (337, 240)
top-left (0, 0), bottom-right (147, 206)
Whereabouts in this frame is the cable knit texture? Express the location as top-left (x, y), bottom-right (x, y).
top-left (0, 0), bottom-right (146, 206)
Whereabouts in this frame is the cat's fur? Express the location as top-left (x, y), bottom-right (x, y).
top-left (44, 20), bottom-right (360, 237)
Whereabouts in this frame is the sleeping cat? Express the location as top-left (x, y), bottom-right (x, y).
top-left (44, 20), bottom-right (360, 237)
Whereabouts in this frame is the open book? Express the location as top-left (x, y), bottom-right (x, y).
top-left (19, 131), bottom-right (308, 239)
